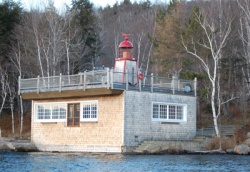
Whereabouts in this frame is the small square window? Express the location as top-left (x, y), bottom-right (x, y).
top-left (81, 101), bottom-right (98, 122)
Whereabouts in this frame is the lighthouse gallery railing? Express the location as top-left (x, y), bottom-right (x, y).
top-left (19, 69), bottom-right (197, 96)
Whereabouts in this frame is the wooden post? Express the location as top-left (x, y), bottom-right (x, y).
top-left (194, 77), bottom-right (197, 97)
top-left (178, 79), bottom-right (180, 91)
top-left (84, 71), bottom-right (86, 91)
top-left (126, 69), bottom-right (128, 90)
top-left (151, 73), bottom-right (153, 93)
top-left (37, 75), bottom-right (40, 94)
top-left (59, 73), bottom-right (62, 92)
top-left (48, 76), bottom-right (50, 89)
top-left (80, 72), bottom-right (83, 84)
top-left (172, 75), bottom-right (175, 95)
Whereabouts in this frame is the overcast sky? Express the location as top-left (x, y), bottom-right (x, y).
top-left (10, 0), bottom-right (169, 10)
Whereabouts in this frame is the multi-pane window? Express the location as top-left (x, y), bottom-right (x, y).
top-left (52, 105), bottom-right (67, 119)
top-left (35, 103), bottom-right (67, 122)
top-left (81, 101), bottom-right (98, 121)
top-left (152, 102), bottom-right (186, 122)
top-left (177, 106), bottom-right (183, 119)
top-left (35, 101), bottom-right (98, 123)
top-left (160, 105), bottom-right (168, 119)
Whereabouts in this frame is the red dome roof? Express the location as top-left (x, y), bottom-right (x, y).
top-left (119, 37), bottom-right (133, 48)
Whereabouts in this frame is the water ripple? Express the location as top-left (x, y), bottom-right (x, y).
top-left (0, 152), bottom-right (249, 172)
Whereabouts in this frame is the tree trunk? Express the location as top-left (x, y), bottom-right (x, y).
top-left (10, 97), bottom-right (14, 135)
top-left (19, 95), bottom-right (23, 137)
top-left (211, 79), bottom-right (220, 137)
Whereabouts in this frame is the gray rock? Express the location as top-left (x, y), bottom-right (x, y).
top-left (5, 142), bottom-right (15, 150)
top-left (148, 146), bottom-right (162, 154)
top-left (244, 138), bottom-right (250, 147)
top-left (234, 144), bottom-right (250, 155)
top-left (247, 132), bottom-right (250, 139)
top-left (11, 142), bottom-right (38, 152)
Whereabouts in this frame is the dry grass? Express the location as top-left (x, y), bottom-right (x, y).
top-left (206, 122), bottom-right (250, 150)
top-left (234, 125), bottom-right (250, 144)
top-left (206, 136), bottom-right (237, 151)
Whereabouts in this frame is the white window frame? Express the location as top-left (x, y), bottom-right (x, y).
top-left (151, 102), bottom-right (187, 122)
top-left (34, 100), bottom-right (98, 123)
top-left (34, 102), bottom-right (67, 122)
top-left (80, 100), bottom-right (98, 122)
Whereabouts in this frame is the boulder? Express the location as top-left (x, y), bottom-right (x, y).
top-left (244, 138), bottom-right (250, 147)
top-left (234, 144), bottom-right (250, 155)
top-left (5, 142), bottom-right (15, 150)
top-left (11, 142), bottom-right (38, 152)
top-left (247, 132), bottom-right (250, 139)
top-left (148, 146), bottom-right (162, 154)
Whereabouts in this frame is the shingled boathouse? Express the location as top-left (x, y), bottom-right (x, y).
top-left (19, 35), bottom-right (197, 153)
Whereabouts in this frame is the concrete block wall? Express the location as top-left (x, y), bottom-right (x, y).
top-left (124, 91), bottom-right (196, 147)
top-left (31, 94), bottom-right (124, 152)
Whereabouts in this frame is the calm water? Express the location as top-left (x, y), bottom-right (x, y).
top-left (0, 152), bottom-right (250, 172)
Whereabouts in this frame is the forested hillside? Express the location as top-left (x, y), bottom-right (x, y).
top-left (0, 0), bottom-right (250, 137)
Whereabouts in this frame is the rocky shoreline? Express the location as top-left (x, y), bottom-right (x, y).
top-left (131, 142), bottom-right (250, 155)
top-left (0, 137), bottom-right (38, 152)
top-left (0, 136), bottom-right (249, 155)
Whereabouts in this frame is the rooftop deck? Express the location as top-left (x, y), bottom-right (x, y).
top-left (19, 69), bottom-right (197, 99)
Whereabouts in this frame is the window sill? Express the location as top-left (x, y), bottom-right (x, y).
top-left (67, 125), bottom-right (80, 127)
top-left (152, 119), bottom-right (186, 123)
top-left (80, 121), bottom-right (98, 123)
top-left (41, 122), bottom-right (57, 124)
top-left (161, 122), bottom-right (180, 124)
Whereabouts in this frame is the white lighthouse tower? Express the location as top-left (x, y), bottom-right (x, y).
top-left (114, 34), bottom-right (138, 85)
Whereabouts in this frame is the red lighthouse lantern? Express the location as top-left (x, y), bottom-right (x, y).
top-left (114, 34), bottom-right (138, 85)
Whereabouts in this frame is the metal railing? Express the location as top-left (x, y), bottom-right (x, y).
top-left (19, 69), bottom-right (197, 96)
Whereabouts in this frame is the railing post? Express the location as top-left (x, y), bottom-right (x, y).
top-left (59, 73), bottom-right (62, 92)
top-left (139, 79), bottom-right (141, 92)
top-left (178, 79), bottom-right (180, 91)
top-left (48, 76), bottom-right (50, 89)
top-left (80, 72), bottom-right (83, 84)
top-left (126, 69), bottom-right (128, 91)
top-left (106, 68), bottom-right (110, 89)
top-left (18, 76), bottom-right (21, 95)
top-left (37, 75), bottom-right (40, 94)
top-left (151, 73), bottom-right (153, 93)
top-left (84, 71), bottom-right (86, 91)
top-left (110, 68), bottom-right (114, 89)
top-left (172, 75), bottom-right (175, 95)
top-left (194, 77), bottom-right (197, 97)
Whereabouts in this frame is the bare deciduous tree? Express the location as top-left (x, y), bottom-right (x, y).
top-left (182, 1), bottom-right (233, 137)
